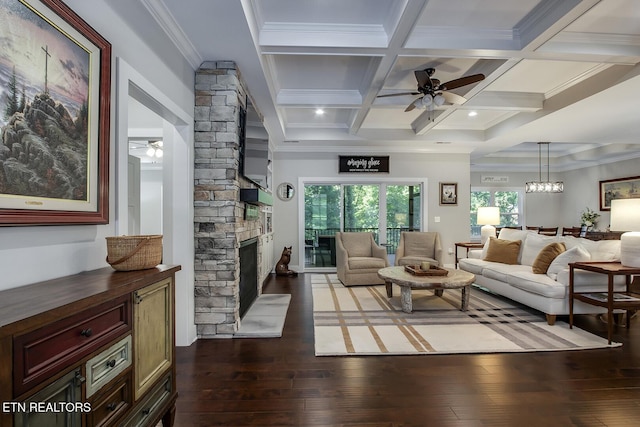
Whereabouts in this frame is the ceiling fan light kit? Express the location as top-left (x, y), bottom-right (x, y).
top-left (525, 142), bottom-right (563, 193)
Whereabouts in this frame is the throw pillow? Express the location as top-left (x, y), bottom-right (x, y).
top-left (521, 233), bottom-right (559, 266)
top-left (483, 237), bottom-right (522, 265)
top-left (532, 242), bottom-right (566, 274)
top-left (546, 245), bottom-right (591, 278)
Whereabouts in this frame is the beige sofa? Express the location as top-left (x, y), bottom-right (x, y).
top-left (395, 231), bottom-right (443, 267)
top-left (335, 232), bottom-right (389, 286)
top-left (458, 228), bottom-right (625, 325)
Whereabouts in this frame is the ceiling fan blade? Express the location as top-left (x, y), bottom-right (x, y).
top-left (440, 91), bottom-right (467, 105)
top-left (439, 74), bottom-right (485, 91)
top-left (414, 70), bottom-right (432, 89)
top-left (376, 92), bottom-right (420, 98)
top-left (405, 101), bottom-right (417, 112)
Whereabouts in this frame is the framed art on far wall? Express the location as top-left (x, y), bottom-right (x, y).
top-left (0, 0), bottom-right (111, 225)
top-left (599, 175), bottom-right (640, 211)
top-left (440, 182), bottom-right (458, 205)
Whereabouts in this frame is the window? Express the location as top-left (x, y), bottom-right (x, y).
top-left (470, 188), bottom-right (523, 239)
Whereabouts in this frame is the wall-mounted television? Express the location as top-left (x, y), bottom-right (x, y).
top-left (239, 97), bottom-right (270, 189)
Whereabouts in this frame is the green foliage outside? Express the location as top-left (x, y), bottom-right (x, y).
top-left (471, 190), bottom-right (521, 232)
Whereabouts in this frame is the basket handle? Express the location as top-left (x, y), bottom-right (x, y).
top-left (106, 238), bottom-right (151, 266)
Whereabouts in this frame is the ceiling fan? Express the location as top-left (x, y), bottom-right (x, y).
top-left (377, 68), bottom-right (485, 112)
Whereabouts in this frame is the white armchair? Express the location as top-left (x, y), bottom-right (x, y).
top-left (335, 232), bottom-right (389, 286)
top-left (394, 231), bottom-right (443, 267)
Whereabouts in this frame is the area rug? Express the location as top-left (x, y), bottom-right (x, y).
top-left (235, 294), bottom-right (291, 338)
top-left (312, 274), bottom-right (620, 356)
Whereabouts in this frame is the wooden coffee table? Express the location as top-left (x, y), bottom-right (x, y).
top-left (377, 266), bottom-right (475, 313)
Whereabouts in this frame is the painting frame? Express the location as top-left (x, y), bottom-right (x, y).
top-left (439, 182), bottom-right (458, 206)
top-left (0, 0), bottom-right (111, 226)
top-left (599, 175), bottom-right (640, 211)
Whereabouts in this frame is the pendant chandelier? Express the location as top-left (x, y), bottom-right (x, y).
top-left (525, 142), bottom-right (563, 193)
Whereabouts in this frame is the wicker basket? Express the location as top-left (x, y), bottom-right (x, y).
top-left (106, 235), bottom-right (163, 271)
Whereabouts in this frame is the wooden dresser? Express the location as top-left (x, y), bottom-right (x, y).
top-left (0, 264), bottom-right (181, 427)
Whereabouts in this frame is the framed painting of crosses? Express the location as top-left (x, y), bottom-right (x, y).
top-left (0, 0), bottom-right (111, 225)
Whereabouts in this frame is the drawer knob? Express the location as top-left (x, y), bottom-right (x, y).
top-left (80, 328), bottom-right (93, 337)
top-left (106, 402), bottom-right (117, 411)
top-left (106, 359), bottom-right (116, 368)
top-left (142, 408), bottom-right (151, 416)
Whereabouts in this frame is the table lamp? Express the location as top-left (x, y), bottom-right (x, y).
top-left (609, 198), bottom-right (640, 268)
top-left (477, 206), bottom-right (500, 244)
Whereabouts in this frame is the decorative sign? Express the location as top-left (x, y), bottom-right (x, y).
top-left (481, 175), bottom-right (509, 183)
top-left (339, 156), bottom-right (390, 173)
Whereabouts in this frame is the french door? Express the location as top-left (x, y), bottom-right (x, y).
top-left (303, 182), bottom-right (422, 269)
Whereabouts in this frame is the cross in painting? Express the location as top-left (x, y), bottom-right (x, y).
top-left (41, 45), bottom-right (51, 94)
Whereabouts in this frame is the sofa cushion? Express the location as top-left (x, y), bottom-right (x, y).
top-left (483, 263), bottom-right (530, 282)
top-left (458, 258), bottom-right (489, 275)
top-left (560, 236), bottom-right (620, 261)
top-left (341, 233), bottom-right (373, 257)
top-left (348, 257), bottom-right (386, 270)
top-left (483, 237), bottom-right (521, 264)
top-left (521, 233), bottom-right (560, 266)
top-left (506, 271), bottom-right (566, 299)
top-left (496, 229), bottom-right (531, 263)
top-left (546, 245), bottom-right (591, 279)
top-left (532, 242), bottom-right (566, 274)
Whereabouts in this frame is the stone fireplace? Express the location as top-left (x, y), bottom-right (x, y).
top-left (193, 61), bottom-right (265, 338)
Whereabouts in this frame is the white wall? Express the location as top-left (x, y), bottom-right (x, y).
top-left (273, 151), bottom-right (471, 268)
top-left (140, 168), bottom-right (163, 235)
top-left (0, 1), bottom-right (196, 345)
top-left (562, 157), bottom-right (640, 230)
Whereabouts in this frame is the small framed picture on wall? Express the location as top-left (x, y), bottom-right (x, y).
top-left (440, 183), bottom-right (458, 205)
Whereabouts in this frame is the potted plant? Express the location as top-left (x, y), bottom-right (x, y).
top-left (580, 207), bottom-right (600, 231)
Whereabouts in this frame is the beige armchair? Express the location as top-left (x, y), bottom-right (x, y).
top-left (394, 231), bottom-right (443, 267)
top-left (335, 232), bottom-right (389, 286)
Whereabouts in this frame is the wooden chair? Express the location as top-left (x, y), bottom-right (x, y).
top-left (526, 226), bottom-right (540, 231)
top-left (538, 227), bottom-right (558, 236)
top-left (562, 226), bottom-right (582, 237)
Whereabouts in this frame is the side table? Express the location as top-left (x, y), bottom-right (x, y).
top-left (454, 242), bottom-right (484, 267)
top-left (569, 261), bottom-right (640, 344)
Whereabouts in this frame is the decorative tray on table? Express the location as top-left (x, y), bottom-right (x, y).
top-left (404, 265), bottom-right (449, 276)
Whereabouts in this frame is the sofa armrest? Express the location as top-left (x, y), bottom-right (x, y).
top-left (468, 249), bottom-right (483, 259)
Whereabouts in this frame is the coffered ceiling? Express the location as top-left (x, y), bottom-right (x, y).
top-left (141, 0), bottom-right (640, 172)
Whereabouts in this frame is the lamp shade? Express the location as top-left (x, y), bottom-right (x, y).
top-left (610, 199), bottom-right (640, 231)
top-left (477, 207), bottom-right (500, 225)
top-left (610, 198), bottom-right (640, 268)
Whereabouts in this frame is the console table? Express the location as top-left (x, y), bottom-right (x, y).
top-left (0, 265), bottom-right (181, 427)
top-left (568, 261), bottom-right (640, 344)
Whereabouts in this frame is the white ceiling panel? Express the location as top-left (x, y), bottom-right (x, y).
top-left (147, 0), bottom-right (640, 171)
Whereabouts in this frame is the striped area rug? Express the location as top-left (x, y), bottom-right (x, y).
top-left (312, 274), bottom-right (621, 356)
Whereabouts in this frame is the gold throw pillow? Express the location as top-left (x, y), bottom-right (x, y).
top-left (532, 242), bottom-right (566, 274)
top-left (483, 237), bottom-right (522, 265)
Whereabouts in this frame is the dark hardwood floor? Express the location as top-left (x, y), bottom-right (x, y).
top-left (174, 274), bottom-right (640, 426)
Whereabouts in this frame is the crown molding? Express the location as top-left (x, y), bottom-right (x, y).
top-left (140, 0), bottom-right (202, 69)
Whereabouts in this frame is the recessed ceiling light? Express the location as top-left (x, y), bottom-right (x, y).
top-left (468, 111), bottom-right (478, 117)
top-left (315, 108), bottom-right (325, 115)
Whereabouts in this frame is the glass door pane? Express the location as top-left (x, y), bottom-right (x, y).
top-left (304, 185), bottom-right (340, 268)
top-left (385, 185), bottom-right (421, 258)
top-left (343, 184), bottom-right (380, 239)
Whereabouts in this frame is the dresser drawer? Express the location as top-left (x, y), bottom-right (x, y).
top-left (86, 335), bottom-right (132, 398)
top-left (87, 372), bottom-right (131, 427)
top-left (13, 295), bottom-right (131, 396)
top-left (119, 374), bottom-right (172, 427)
